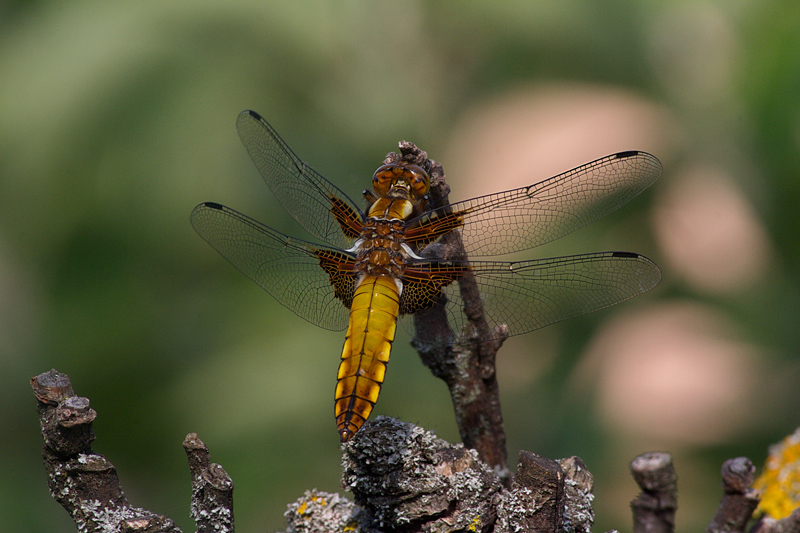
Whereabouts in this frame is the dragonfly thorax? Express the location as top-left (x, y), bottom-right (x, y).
top-left (354, 218), bottom-right (410, 279)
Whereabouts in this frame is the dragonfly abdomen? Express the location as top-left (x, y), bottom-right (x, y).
top-left (335, 275), bottom-right (400, 442)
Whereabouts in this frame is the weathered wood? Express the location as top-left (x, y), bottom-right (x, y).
top-left (630, 452), bottom-right (678, 533)
top-left (31, 369), bottom-right (234, 533)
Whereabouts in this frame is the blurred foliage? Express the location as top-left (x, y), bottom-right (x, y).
top-left (1, 1), bottom-right (799, 532)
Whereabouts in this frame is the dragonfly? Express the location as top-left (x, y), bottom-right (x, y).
top-left (191, 110), bottom-right (662, 442)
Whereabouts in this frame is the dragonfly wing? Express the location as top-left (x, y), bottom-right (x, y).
top-left (401, 251), bottom-right (661, 344)
top-left (191, 202), bottom-right (355, 331)
top-left (407, 151), bottom-right (661, 257)
top-left (236, 110), bottom-right (365, 249)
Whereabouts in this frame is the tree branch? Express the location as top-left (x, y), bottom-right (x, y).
top-left (629, 451), bottom-right (678, 533)
top-left (282, 416), bottom-right (597, 533)
top-left (184, 433), bottom-right (235, 533)
top-left (342, 416), bottom-right (503, 531)
top-left (706, 457), bottom-right (759, 533)
top-left (388, 141), bottom-right (510, 479)
top-left (31, 369), bottom-right (234, 533)
top-left (34, 369), bottom-right (779, 533)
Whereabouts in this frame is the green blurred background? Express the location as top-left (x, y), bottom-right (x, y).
top-left (2, 1), bottom-right (799, 531)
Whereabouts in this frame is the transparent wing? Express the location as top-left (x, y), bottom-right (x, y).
top-left (191, 202), bottom-right (355, 331)
top-left (410, 151), bottom-right (661, 257)
top-left (236, 110), bottom-right (365, 249)
top-left (401, 251), bottom-right (661, 344)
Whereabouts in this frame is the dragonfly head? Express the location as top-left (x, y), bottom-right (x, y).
top-left (372, 163), bottom-right (430, 201)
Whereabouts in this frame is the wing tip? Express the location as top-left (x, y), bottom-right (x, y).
top-left (614, 150), bottom-right (662, 169)
top-left (236, 110), bottom-right (266, 132)
top-left (611, 251), bottom-right (640, 259)
top-left (190, 202), bottom-right (223, 223)
top-left (608, 251), bottom-right (663, 290)
top-left (239, 109), bottom-right (261, 119)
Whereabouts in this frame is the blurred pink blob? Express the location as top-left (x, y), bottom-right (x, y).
top-left (652, 166), bottom-right (772, 294)
top-left (578, 302), bottom-right (761, 445)
top-left (444, 83), bottom-right (676, 199)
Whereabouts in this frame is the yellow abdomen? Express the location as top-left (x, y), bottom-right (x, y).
top-left (335, 275), bottom-right (400, 442)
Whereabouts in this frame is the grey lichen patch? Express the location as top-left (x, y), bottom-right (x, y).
top-left (559, 457), bottom-right (595, 533)
top-left (342, 417), bottom-right (503, 532)
top-left (285, 489), bottom-right (363, 533)
top-left (277, 418), bottom-right (601, 533)
top-left (191, 503), bottom-right (232, 529)
top-left (76, 500), bottom-right (180, 533)
top-left (495, 486), bottom-right (534, 533)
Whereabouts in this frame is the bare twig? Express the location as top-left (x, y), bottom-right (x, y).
top-left (184, 433), bottom-right (235, 533)
top-left (31, 369), bottom-right (234, 533)
top-left (32, 369), bottom-right (182, 533)
top-left (630, 452), bottom-right (678, 533)
top-left (706, 457), bottom-right (759, 533)
top-left (392, 141), bottom-right (509, 479)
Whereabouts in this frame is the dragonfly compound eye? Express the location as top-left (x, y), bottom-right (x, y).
top-left (404, 165), bottom-right (430, 199)
top-left (372, 164), bottom-right (397, 196)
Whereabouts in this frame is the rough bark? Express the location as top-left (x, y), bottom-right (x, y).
top-left (706, 457), bottom-right (759, 533)
top-left (184, 433), bottom-right (235, 533)
top-left (629, 452), bottom-right (678, 533)
top-left (33, 370), bottom-right (777, 533)
top-left (31, 369), bottom-right (233, 533)
top-left (385, 141), bottom-right (509, 479)
top-left (751, 509), bottom-right (800, 533)
top-left (282, 416), bottom-right (596, 533)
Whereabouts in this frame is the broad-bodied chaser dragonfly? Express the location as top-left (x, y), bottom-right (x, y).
top-left (191, 110), bottom-right (662, 442)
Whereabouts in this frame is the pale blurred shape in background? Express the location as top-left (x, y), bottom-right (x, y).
top-left (580, 302), bottom-right (761, 445)
top-left (444, 84), bottom-right (676, 200)
top-left (653, 166), bottom-right (773, 294)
